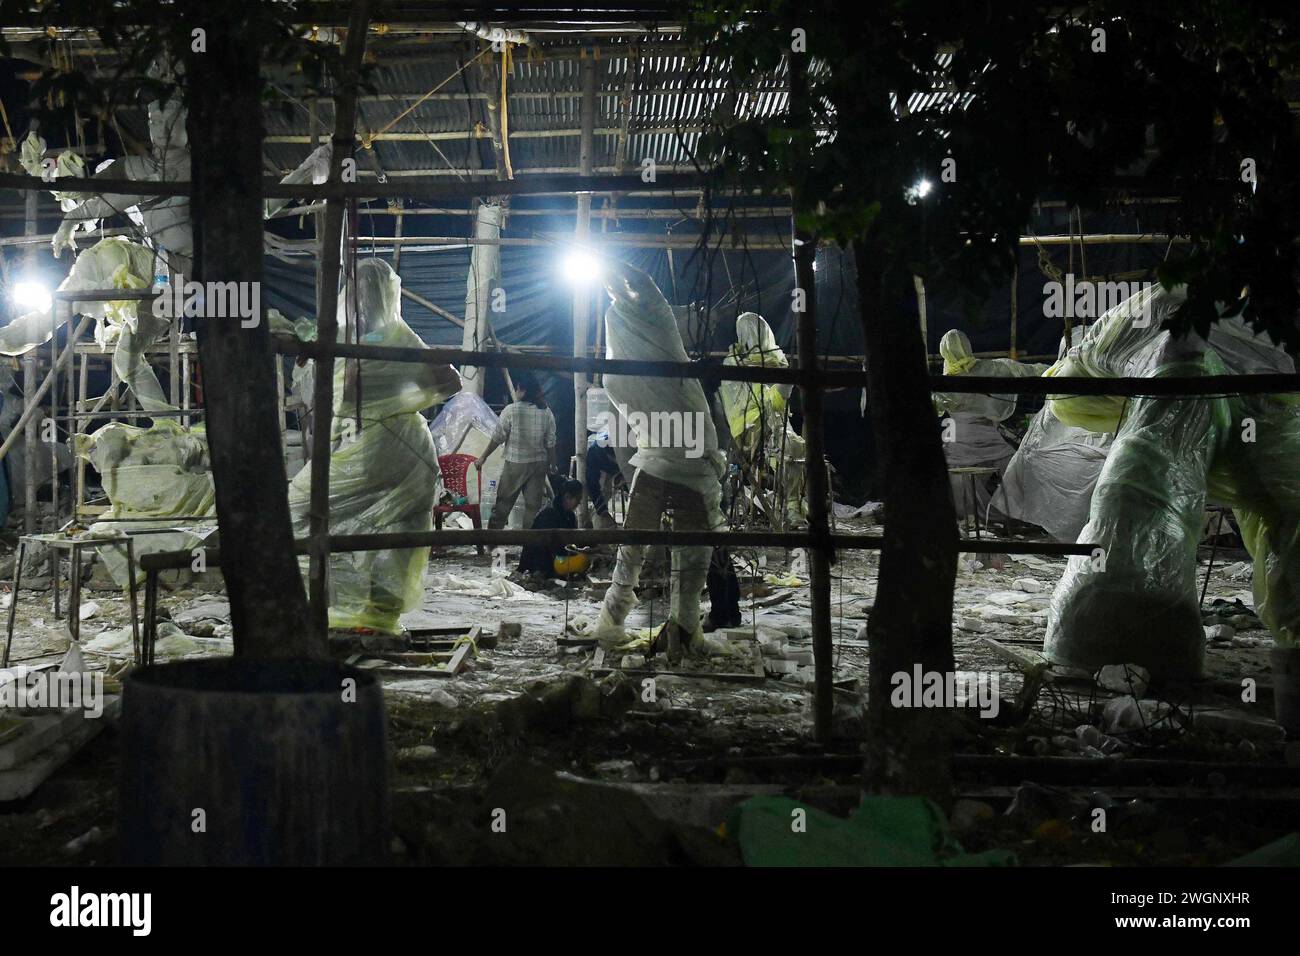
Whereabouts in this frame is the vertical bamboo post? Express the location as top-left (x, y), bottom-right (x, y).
top-left (573, 51), bottom-right (597, 492)
top-left (22, 351), bottom-right (36, 533)
top-left (307, 0), bottom-right (370, 641)
top-left (1009, 257), bottom-right (1019, 360)
top-left (75, 349), bottom-right (88, 517)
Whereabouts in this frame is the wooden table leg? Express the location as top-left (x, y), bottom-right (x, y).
top-left (125, 538), bottom-right (142, 666)
top-left (3, 540), bottom-right (26, 668)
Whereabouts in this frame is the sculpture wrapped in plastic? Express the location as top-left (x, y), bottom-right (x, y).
top-left (0, 237), bottom-right (173, 411)
top-left (933, 329), bottom-right (1049, 518)
top-left (74, 418), bottom-right (217, 585)
top-left (997, 403), bottom-right (1113, 542)
top-left (1043, 283), bottom-right (1300, 680)
top-left (720, 312), bottom-right (806, 524)
top-left (597, 261), bottom-right (726, 649)
top-left (287, 259), bottom-right (461, 634)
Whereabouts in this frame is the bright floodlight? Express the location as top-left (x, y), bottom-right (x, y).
top-left (562, 250), bottom-right (602, 285)
top-left (915, 179), bottom-right (932, 198)
top-left (11, 279), bottom-right (52, 313)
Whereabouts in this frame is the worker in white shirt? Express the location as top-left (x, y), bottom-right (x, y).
top-left (476, 373), bottom-right (558, 529)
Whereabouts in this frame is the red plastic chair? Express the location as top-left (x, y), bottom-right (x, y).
top-left (434, 453), bottom-right (484, 555)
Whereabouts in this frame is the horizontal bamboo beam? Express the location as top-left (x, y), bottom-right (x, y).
top-left (272, 335), bottom-right (1300, 396)
top-left (0, 171), bottom-right (706, 201)
top-left (138, 530), bottom-right (1097, 571)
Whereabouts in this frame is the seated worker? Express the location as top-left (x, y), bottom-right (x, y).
top-left (585, 432), bottom-right (625, 528)
top-left (517, 479), bottom-right (588, 580)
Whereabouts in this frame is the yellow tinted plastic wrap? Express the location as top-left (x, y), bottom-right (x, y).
top-left (287, 260), bottom-right (461, 634)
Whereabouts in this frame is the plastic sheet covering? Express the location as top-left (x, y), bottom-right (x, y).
top-left (429, 391), bottom-right (500, 457)
top-left (720, 312), bottom-right (792, 445)
top-left (1043, 281), bottom-right (1300, 676)
top-left (22, 91), bottom-right (192, 268)
top-left (1207, 391), bottom-right (1300, 646)
top-left (1012, 307), bottom-right (1294, 544)
top-left (597, 264), bottom-right (725, 647)
top-left (933, 330), bottom-right (1049, 518)
top-left (997, 404), bottom-right (1113, 541)
top-left (74, 418), bottom-right (217, 585)
top-left (0, 237), bottom-right (173, 411)
top-left (719, 312), bottom-right (805, 521)
top-left (287, 259), bottom-right (461, 634)
top-left (934, 329), bottom-right (1048, 423)
top-left (602, 262), bottom-right (726, 498)
top-left (1044, 284), bottom-right (1182, 433)
top-left (1045, 348), bottom-right (1230, 679)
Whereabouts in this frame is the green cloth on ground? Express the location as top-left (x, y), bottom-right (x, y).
top-left (725, 795), bottom-right (1016, 867)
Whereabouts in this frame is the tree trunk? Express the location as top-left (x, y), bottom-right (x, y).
top-left (854, 236), bottom-right (957, 802)
top-left (186, 22), bottom-right (313, 658)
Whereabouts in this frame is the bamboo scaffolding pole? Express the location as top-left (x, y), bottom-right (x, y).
top-left (138, 531), bottom-right (1099, 571)
top-left (306, 0), bottom-right (370, 640)
top-left (272, 335), bottom-right (1300, 396)
top-left (0, 312), bottom-right (95, 466)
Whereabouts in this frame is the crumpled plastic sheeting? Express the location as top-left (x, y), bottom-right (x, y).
top-left (288, 259), bottom-right (461, 634)
top-left (426, 571), bottom-right (544, 601)
top-left (1044, 282), bottom-right (1300, 676)
top-left (265, 144), bottom-right (331, 218)
top-left (725, 795), bottom-right (1016, 867)
top-left (74, 418), bottom-right (217, 585)
top-left (998, 404), bottom-right (1113, 542)
top-left (602, 263), bottom-right (726, 497)
top-left (429, 391), bottom-right (501, 457)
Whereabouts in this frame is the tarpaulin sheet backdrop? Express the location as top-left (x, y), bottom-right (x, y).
top-left (256, 202), bottom-right (1170, 497)
top-left (262, 238), bottom-right (869, 470)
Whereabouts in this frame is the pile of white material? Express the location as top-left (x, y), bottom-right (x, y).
top-left (425, 572), bottom-right (545, 601)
